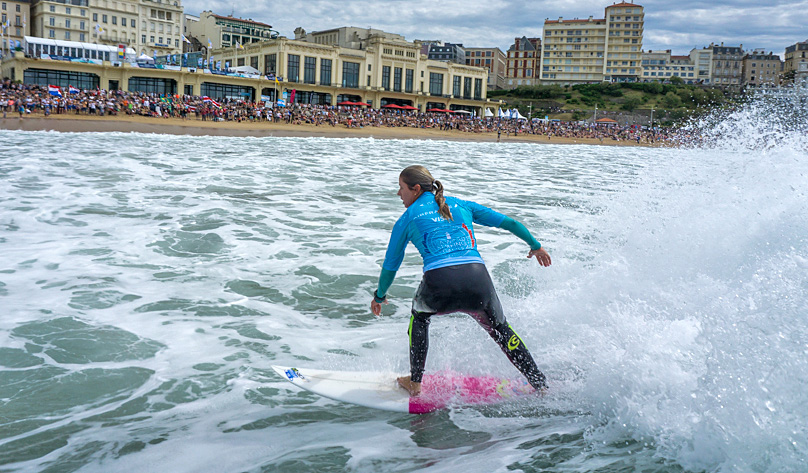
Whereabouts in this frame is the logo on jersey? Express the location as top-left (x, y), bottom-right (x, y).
top-left (423, 224), bottom-right (475, 256)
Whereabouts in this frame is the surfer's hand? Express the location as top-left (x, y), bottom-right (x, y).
top-left (528, 247), bottom-right (552, 267)
top-left (371, 298), bottom-right (387, 317)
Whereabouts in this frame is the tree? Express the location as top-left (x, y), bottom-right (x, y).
top-left (621, 97), bottom-right (642, 111)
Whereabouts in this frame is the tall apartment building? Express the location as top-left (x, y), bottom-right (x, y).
top-left (540, 1), bottom-right (643, 84)
top-left (784, 40), bottom-right (808, 76)
top-left (689, 47), bottom-right (712, 83)
top-left (30, 0), bottom-right (89, 42)
top-left (1, 0), bottom-right (31, 47)
top-left (464, 46), bottom-right (506, 89)
top-left (604, 2), bottom-right (643, 81)
top-left (640, 49), bottom-right (696, 83)
top-left (185, 10), bottom-right (274, 51)
top-left (742, 49), bottom-right (781, 87)
top-left (505, 36), bottom-right (540, 87)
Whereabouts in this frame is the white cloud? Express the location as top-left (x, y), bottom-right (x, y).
top-left (182, 0), bottom-right (808, 56)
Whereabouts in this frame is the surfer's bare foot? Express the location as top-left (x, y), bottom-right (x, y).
top-left (397, 376), bottom-right (421, 396)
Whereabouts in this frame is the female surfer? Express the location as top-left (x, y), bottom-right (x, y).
top-left (371, 165), bottom-right (552, 396)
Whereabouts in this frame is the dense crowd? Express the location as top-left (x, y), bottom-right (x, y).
top-left (1, 81), bottom-right (673, 144)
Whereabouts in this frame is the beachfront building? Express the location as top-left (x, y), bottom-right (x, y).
top-left (741, 49), bottom-right (782, 87)
top-left (784, 40), bottom-right (808, 77)
top-left (184, 10), bottom-right (275, 53)
top-left (212, 31), bottom-right (488, 111)
top-left (2, 31), bottom-right (493, 113)
top-left (710, 43), bottom-right (744, 86)
top-left (87, 0), bottom-right (138, 49)
top-left (505, 36), bottom-right (540, 88)
top-left (464, 46), bottom-right (506, 90)
top-left (640, 49), bottom-right (696, 83)
top-left (689, 47), bottom-right (712, 83)
top-left (539, 1), bottom-right (643, 84)
top-left (1, 0), bottom-right (30, 54)
top-left (603, 2), bottom-right (644, 82)
top-left (30, 0), bottom-right (182, 55)
top-left (30, 0), bottom-right (88, 42)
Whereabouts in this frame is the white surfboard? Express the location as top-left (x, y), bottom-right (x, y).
top-left (272, 365), bottom-right (536, 414)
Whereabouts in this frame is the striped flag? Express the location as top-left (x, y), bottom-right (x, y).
top-left (182, 34), bottom-right (191, 44)
top-left (48, 85), bottom-right (62, 97)
top-left (69, 85), bottom-right (80, 94)
top-left (201, 96), bottom-right (221, 108)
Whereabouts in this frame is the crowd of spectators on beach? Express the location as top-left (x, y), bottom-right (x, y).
top-left (1, 81), bottom-right (673, 144)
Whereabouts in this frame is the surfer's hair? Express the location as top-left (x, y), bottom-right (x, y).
top-left (400, 165), bottom-right (452, 221)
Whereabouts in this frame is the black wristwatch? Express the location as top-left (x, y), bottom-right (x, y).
top-left (373, 290), bottom-right (386, 303)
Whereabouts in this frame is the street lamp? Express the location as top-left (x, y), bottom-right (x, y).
top-left (650, 108), bottom-right (654, 128)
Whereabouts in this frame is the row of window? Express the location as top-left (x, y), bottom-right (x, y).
top-left (1, 2), bottom-right (22, 12)
top-left (1, 12), bottom-right (22, 27)
top-left (47, 5), bottom-right (86, 15)
top-left (643, 72), bottom-right (695, 77)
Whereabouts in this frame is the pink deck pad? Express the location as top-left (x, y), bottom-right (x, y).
top-left (408, 372), bottom-right (535, 414)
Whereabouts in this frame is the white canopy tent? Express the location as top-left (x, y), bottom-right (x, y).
top-left (511, 108), bottom-right (527, 120)
top-left (136, 53), bottom-right (154, 64)
top-left (484, 108), bottom-right (494, 117)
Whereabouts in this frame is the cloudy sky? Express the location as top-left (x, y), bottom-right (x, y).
top-left (184, 0), bottom-right (807, 57)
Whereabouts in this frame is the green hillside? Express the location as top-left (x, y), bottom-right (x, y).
top-left (488, 81), bottom-right (740, 125)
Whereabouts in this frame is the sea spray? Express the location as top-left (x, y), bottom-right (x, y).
top-left (524, 87), bottom-right (808, 472)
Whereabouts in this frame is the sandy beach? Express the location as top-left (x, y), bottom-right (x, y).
top-left (1, 113), bottom-right (651, 146)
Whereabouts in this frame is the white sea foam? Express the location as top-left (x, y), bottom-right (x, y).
top-left (0, 90), bottom-right (806, 472)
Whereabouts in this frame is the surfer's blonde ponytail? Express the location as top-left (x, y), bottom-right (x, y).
top-left (400, 165), bottom-right (453, 221)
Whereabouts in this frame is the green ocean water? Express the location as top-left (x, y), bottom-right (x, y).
top-left (1, 118), bottom-right (806, 472)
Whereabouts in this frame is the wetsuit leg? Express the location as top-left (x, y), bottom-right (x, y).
top-left (411, 263), bottom-right (547, 390)
top-left (466, 271), bottom-right (548, 390)
top-left (408, 311), bottom-right (432, 383)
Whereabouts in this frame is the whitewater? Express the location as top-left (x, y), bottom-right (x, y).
top-left (0, 91), bottom-right (806, 472)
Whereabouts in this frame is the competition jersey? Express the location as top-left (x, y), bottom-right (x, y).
top-left (383, 192), bottom-right (507, 272)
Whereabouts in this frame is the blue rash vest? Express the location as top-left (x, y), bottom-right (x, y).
top-left (383, 192), bottom-right (507, 273)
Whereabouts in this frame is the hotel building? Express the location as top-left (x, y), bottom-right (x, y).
top-left (710, 43), bottom-right (743, 86)
top-left (1, 0), bottom-right (30, 48)
top-left (741, 50), bottom-right (781, 87)
top-left (640, 49), bottom-right (696, 83)
top-left (30, 0), bottom-right (182, 55)
top-left (784, 40), bottom-right (808, 76)
top-left (30, 0), bottom-right (88, 42)
top-left (505, 36), bottom-right (540, 87)
top-left (540, 1), bottom-right (643, 84)
top-left (464, 46), bottom-right (506, 90)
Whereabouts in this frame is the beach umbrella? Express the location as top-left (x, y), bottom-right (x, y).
top-left (382, 104), bottom-right (403, 109)
top-left (337, 101), bottom-right (357, 106)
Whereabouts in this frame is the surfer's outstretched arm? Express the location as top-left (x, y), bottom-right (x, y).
top-left (371, 268), bottom-right (396, 316)
top-left (499, 217), bottom-right (552, 267)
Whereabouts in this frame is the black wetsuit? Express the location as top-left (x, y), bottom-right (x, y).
top-left (409, 263), bottom-right (547, 390)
